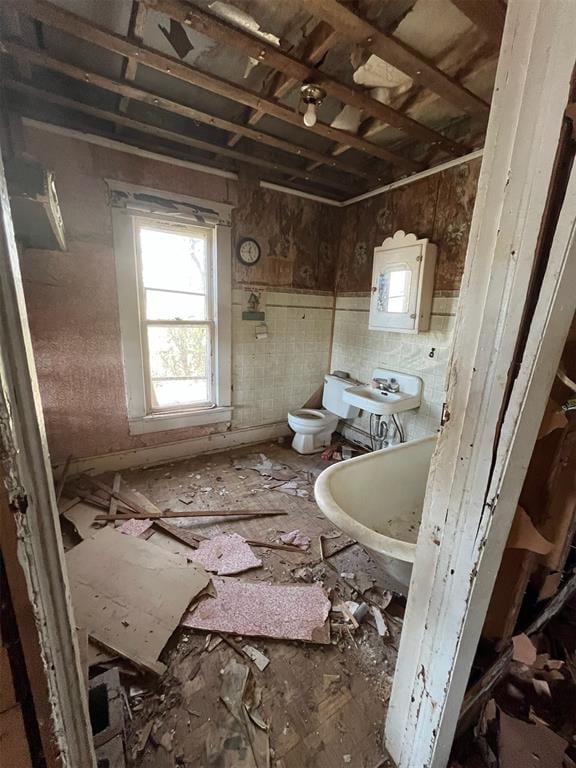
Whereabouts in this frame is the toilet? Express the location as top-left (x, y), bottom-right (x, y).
top-left (288, 374), bottom-right (360, 454)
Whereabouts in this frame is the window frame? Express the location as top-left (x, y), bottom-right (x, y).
top-left (113, 206), bottom-right (232, 434)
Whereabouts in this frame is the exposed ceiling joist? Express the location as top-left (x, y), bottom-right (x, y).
top-left (9, 0), bottom-right (421, 173)
top-left (118, 0), bottom-right (148, 114)
top-left (140, 0), bottom-right (468, 157)
top-left (299, 0), bottom-right (491, 119)
top-left (227, 21), bottom-right (339, 147)
top-left (4, 77), bottom-right (353, 194)
top-left (3, 40), bottom-right (374, 180)
top-left (449, 0), bottom-right (506, 46)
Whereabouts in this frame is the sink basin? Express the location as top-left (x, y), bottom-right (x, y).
top-left (343, 368), bottom-right (422, 416)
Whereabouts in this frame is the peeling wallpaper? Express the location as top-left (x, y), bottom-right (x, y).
top-left (20, 125), bottom-right (480, 462)
top-left (233, 171), bottom-right (341, 292)
top-left (336, 158), bottom-right (482, 293)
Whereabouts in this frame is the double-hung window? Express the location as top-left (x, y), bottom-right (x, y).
top-left (113, 189), bottom-right (232, 434)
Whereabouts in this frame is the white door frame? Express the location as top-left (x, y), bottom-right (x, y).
top-left (0, 143), bottom-right (96, 763)
top-left (386, 1), bottom-right (576, 766)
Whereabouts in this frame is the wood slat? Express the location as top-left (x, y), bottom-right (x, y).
top-left (118, 0), bottom-right (148, 114)
top-left (450, 0), bottom-right (506, 46)
top-left (10, 0), bottom-right (422, 172)
top-left (4, 41), bottom-right (371, 179)
top-left (5, 78), bottom-right (356, 194)
top-left (300, 0), bottom-right (491, 119)
top-left (141, 0), bottom-right (468, 157)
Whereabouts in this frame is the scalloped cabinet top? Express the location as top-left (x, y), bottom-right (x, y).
top-left (369, 230), bottom-right (437, 334)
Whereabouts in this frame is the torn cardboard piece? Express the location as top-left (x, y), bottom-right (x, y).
top-left (512, 633), bottom-right (537, 666)
top-left (507, 507), bottom-right (553, 555)
top-left (498, 708), bottom-right (568, 767)
top-left (66, 527), bottom-right (210, 674)
top-left (183, 578), bottom-right (331, 644)
top-left (191, 533), bottom-right (262, 575)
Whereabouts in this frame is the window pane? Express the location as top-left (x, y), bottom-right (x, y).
top-left (147, 325), bottom-right (209, 381)
top-left (145, 289), bottom-right (206, 321)
top-left (151, 378), bottom-right (209, 408)
top-left (139, 226), bottom-right (208, 293)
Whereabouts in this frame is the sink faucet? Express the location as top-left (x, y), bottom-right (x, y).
top-left (373, 377), bottom-right (400, 393)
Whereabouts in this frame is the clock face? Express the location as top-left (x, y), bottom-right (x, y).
top-left (238, 238), bottom-right (261, 266)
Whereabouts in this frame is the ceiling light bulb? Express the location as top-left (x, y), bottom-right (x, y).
top-left (303, 101), bottom-right (317, 128)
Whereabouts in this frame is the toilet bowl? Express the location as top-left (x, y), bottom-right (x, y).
top-left (287, 374), bottom-right (360, 454)
top-left (287, 409), bottom-right (339, 454)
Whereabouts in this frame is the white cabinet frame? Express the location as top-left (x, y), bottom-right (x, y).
top-left (369, 230), bottom-right (436, 333)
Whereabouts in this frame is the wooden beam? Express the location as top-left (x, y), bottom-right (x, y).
top-left (5, 78), bottom-right (356, 194)
top-left (450, 0), bottom-right (506, 46)
top-left (140, 0), bottom-right (468, 156)
top-left (3, 41), bottom-right (371, 180)
top-left (299, 0), bottom-right (491, 119)
top-left (118, 0), bottom-right (148, 114)
top-left (8, 0), bottom-right (423, 172)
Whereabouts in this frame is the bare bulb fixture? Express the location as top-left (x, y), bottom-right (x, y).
top-left (300, 84), bottom-right (326, 129)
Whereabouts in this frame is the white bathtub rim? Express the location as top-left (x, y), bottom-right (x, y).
top-left (314, 436), bottom-right (436, 565)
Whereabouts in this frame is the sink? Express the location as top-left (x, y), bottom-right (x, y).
top-left (343, 368), bottom-right (422, 416)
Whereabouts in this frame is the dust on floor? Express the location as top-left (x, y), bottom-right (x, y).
top-left (64, 440), bottom-right (403, 768)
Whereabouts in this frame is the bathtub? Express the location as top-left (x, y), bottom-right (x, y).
top-left (314, 436), bottom-right (436, 592)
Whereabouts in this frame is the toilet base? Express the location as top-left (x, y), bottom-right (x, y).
top-left (291, 428), bottom-right (334, 455)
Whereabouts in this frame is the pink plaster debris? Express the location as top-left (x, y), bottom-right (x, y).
top-left (190, 533), bottom-right (262, 576)
top-left (118, 518), bottom-right (154, 537)
top-left (279, 529), bottom-right (311, 550)
top-left (182, 578), bottom-right (331, 643)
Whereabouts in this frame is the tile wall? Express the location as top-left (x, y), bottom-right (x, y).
top-left (231, 290), bottom-right (334, 428)
top-left (330, 291), bottom-right (460, 445)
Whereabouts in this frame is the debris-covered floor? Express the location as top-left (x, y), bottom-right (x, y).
top-left (59, 439), bottom-right (405, 768)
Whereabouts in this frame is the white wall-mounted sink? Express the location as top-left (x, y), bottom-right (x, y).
top-left (343, 368), bottom-right (423, 416)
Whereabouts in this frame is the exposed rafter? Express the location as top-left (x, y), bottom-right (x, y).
top-left (450, 0), bottom-right (506, 46)
top-left (3, 41), bottom-right (375, 180)
top-left (2, 78), bottom-right (350, 193)
top-left (298, 0), bottom-right (491, 119)
top-left (4, 77), bottom-right (355, 195)
top-left (8, 0), bottom-right (423, 173)
top-left (118, 0), bottom-right (148, 115)
top-left (140, 0), bottom-right (468, 157)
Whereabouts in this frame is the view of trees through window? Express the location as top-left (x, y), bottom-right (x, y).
top-left (137, 221), bottom-right (212, 410)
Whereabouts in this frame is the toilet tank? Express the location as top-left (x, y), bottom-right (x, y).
top-left (323, 374), bottom-right (360, 418)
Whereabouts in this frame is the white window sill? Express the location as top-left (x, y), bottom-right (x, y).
top-left (129, 406), bottom-right (232, 435)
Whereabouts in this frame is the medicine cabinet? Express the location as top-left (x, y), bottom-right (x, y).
top-left (369, 230), bottom-right (437, 333)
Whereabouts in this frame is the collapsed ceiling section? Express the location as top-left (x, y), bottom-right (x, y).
top-left (0, 0), bottom-right (504, 200)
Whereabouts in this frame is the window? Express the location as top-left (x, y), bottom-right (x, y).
top-left (113, 198), bottom-right (232, 435)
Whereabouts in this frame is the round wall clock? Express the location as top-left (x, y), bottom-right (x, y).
top-left (237, 238), bottom-right (261, 266)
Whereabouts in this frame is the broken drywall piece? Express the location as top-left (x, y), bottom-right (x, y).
top-left (512, 633), bottom-right (537, 666)
top-left (234, 452), bottom-right (296, 481)
top-left (118, 517), bottom-right (154, 537)
top-left (66, 527), bottom-right (210, 674)
top-left (353, 54), bottom-right (411, 88)
top-left (183, 578), bottom-right (331, 644)
top-left (371, 606), bottom-right (388, 638)
top-left (242, 645), bottom-right (270, 672)
top-left (62, 500), bottom-right (106, 540)
top-left (498, 708), bottom-right (568, 767)
top-left (532, 678), bottom-right (552, 697)
top-left (331, 104), bottom-right (363, 133)
top-left (507, 507), bottom-right (554, 555)
top-left (279, 529), bottom-right (310, 550)
top-left (191, 533), bottom-right (262, 575)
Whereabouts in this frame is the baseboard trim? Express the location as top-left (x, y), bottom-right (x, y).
top-left (55, 422), bottom-right (292, 475)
